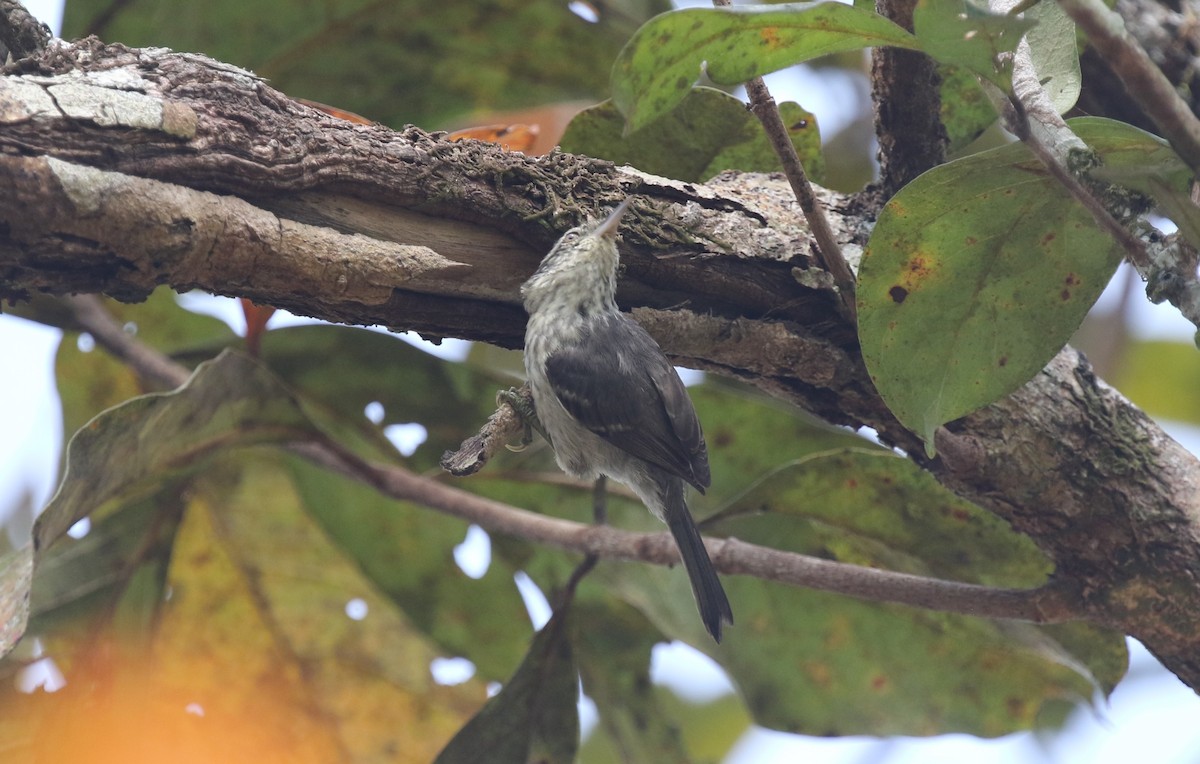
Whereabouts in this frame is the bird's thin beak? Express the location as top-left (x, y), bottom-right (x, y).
top-left (594, 198), bottom-right (631, 240)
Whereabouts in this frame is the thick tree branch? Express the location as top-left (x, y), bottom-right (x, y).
top-left (7, 40), bottom-right (1200, 691)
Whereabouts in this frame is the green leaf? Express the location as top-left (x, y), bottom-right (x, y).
top-left (187, 453), bottom-right (483, 760)
top-left (247, 324), bottom-right (510, 471)
top-left (562, 87), bottom-right (823, 183)
top-left (573, 601), bottom-right (700, 762)
top-left (857, 139), bottom-right (1122, 451)
top-left (5, 433), bottom-right (483, 760)
top-left (28, 490), bottom-right (180, 620)
top-left (1025, 0), bottom-right (1081, 113)
top-left (616, 449), bottom-right (1125, 737)
top-left (1066, 117), bottom-right (1200, 249)
top-left (611, 2), bottom-right (919, 133)
top-left (1069, 117), bottom-right (1192, 190)
top-left (55, 290), bottom-right (235, 451)
top-left (1, 486), bottom-right (185, 666)
top-left (913, 0), bottom-right (1035, 89)
top-left (37, 350), bottom-right (323, 554)
top-left (940, 64), bottom-right (998, 154)
top-left (179, 325), bottom-right (535, 678)
top-left (721, 449), bottom-right (1052, 585)
top-left (435, 609), bottom-right (579, 764)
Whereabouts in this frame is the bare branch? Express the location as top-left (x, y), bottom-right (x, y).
top-left (319, 442), bottom-right (1083, 624)
top-left (60, 294), bottom-right (190, 389)
top-left (707, 0), bottom-right (858, 321)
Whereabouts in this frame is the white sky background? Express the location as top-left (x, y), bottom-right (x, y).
top-left (5, 1), bottom-right (1200, 761)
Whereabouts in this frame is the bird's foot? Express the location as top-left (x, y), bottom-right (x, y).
top-left (497, 386), bottom-right (551, 451)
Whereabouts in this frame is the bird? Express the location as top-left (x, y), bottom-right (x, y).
top-left (520, 198), bottom-right (734, 642)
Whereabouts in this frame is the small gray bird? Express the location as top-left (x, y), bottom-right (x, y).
top-left (521, 198), bottom-right (734, 642)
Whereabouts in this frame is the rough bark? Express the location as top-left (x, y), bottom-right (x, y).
top-left (871, 0), bottom-right (947, 196)
top-left (5, 40), bottom-right (1200, 691)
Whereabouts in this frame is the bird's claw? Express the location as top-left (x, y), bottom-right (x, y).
top-left (497, 387), bottom-right (551, 449)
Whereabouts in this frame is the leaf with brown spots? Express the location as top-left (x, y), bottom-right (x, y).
top-left (858, 135), bottom-right (1123, 453)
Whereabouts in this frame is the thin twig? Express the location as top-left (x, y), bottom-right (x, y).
top-left (300, 440), bottom-right (1080, 624)
top-left (711, 0), bottom-right (858, 322)
top-left (1057, 0), bottom-right (1200, 175)
top-left (1004, 97), bottom-right (1152, 270)
top-left (58, 294), bottom-right (1085, 625)
top-left (987, 0), bottom-right (1200, 328)
top-left (62, 295), bottom-right (191, 389)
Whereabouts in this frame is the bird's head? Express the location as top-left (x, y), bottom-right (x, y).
top-left (521, 199), bottom-right (630, 314)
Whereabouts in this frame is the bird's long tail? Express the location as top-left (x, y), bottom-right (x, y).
top-left (664, 481), bottom-right (734, 642)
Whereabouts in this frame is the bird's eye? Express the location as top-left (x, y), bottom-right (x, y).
top-left (562, 232), bottom-right (580, 243)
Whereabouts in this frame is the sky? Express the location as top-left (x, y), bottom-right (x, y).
top-left (5, 1), bottom-right (1200, 761)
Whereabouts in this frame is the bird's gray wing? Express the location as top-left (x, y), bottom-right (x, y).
top-left (544, 313), bottom-right (710, 490)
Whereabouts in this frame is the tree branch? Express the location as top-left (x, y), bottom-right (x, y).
top-left (1074, 0), bottom-right (1200, 134)
top-left (310, 443), bottom-right (1081, 625)
top-left (871, 0), bottom-right (948, 196)
top-left (8, 40), bottom-right (1200, 691)
top-left (988, 0), bottom-right (1200, 330)
top-left (711, 0), bottom-right (857, 320)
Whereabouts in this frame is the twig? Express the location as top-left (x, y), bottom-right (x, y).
top-left (439, 387), bottom-right (532, 477)
top-left (299, 440), bottom-right (1081, 624)
top-left (1004, 96), bottom-right (1152, 271)
top-left (61, 295), bottom-right (191, 389)
top-left (1057, 0), bottom-right (1200, 175)
top-left (987, 0), bottom-right (1200, 329)
top-left (711, 0), bottom-right (858, 322)
top-left (57, 294), bottom-right (1085, 625)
